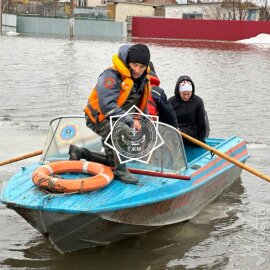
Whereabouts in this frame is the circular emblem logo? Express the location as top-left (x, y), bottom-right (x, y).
top-left (104, 77), bottom-right (115, 89)
top-left (60, 124), bottom-right (78, 141)
top-left (111, 114), bottom-right (157, 159)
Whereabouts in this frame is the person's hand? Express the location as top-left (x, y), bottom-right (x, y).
top-left (133, 118), bottom-right (142, 131)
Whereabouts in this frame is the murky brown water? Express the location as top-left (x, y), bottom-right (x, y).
top-left (0, 35), bottom-right (270, 270)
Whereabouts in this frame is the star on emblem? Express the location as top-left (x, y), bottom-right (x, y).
top-left (104, 105), bottom-right (164, 164)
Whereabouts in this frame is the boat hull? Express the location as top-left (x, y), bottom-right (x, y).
top-left (11, 206), bottom-right (156, 253)
top-left (101, 164), bottom-right (243, 226)
top-left (7, 162), bottom-right (244, 253)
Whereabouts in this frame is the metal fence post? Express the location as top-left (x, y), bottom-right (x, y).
top-left (0, 0), bottom-right (2, 35)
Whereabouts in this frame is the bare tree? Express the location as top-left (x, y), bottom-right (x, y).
top-left (257, 0), bottom-right (270, 20)
top-left (198, 0), bottom-right (261, 20)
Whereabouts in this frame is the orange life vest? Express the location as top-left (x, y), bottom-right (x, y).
top-left (84, 54), bottom-right (150, 124)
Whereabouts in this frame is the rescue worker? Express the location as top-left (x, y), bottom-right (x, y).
top-left (69, 43), bottom-right (151, 184)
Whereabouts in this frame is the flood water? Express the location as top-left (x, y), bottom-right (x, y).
top-left (0, 34), bottom-right (270, 270)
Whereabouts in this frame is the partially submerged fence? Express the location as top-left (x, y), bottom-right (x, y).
top-left (132, 17), bottom-right (270, 41)
top-left (1, 14), bottom-right (126, 39)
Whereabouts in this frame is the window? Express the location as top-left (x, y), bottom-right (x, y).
top-left (183, 13), bottom-right (203, 19)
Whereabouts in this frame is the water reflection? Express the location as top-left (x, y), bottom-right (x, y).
top-left (19, 32), bottom-right (127, 43)
top-left (131, 37), bottom-right (260, 52)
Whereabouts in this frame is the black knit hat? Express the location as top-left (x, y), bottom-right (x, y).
top-left (127, 44), bottom-right (150, 66)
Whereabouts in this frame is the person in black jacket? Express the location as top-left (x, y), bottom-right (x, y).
top-left (147, 62), bottom-right (178, 128)
top-left (168, 75), bottom-right (208, 145)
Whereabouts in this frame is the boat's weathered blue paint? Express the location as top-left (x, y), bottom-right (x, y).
top-left (0, 116), bottom-right (249, 253)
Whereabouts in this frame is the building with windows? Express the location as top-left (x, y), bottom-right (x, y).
top-left (165, 2), bottom-right (260, 20)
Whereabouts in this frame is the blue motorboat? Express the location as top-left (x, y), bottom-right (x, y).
top-left (0, 115), bottom-right (249, 254)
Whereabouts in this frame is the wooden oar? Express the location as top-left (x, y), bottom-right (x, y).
top-left (179, 131), bottom-right (270, 183)
top-left (0, 150), bottom-right (43, 166)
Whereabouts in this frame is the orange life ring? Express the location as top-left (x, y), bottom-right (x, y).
top-left (32, 160), bottom-right (114, 193)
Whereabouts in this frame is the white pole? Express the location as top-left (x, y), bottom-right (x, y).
top-left (70, 17), bottom-right (74, 38)
top-left (70, 0), bottom-right (74, 37)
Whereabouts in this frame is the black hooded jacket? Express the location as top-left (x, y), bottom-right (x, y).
top-left (168, 75), bottom-right (207, 142)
